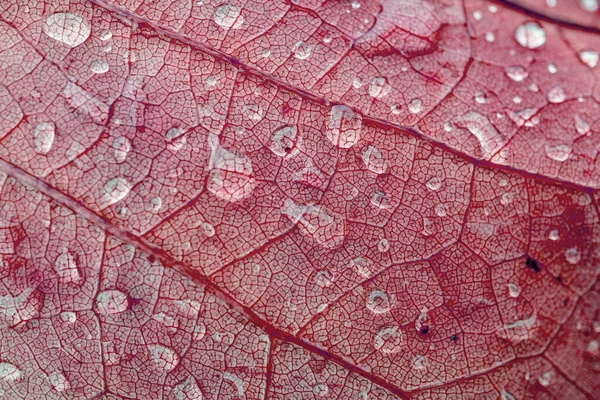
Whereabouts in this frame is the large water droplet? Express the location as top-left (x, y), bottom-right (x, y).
top-left (505, 65), bottom-right (529, 82)
top-left (351, 257), bottom-right (373, 278)
top-left (148, 344), bottom-right (180, 372)
top-left (545, 144), bottom-right (571, 162)
top-left (43, 12), bottom-right (91, 47)
top-left (113, 137), bottom-right (131, 164)
top-left (313, 383), bottom-right (329, 397)
top-left (565, 247), bottom-right (581, 264)
top-left (95, 290), bottom-right (130, 315)
top-left (366, 289), bottom-right (395, 314)
top-left (0, 363), bottom-right (22, 382)
top-left (90, 60), bottom-right (109, 74)
top-left (579, 50), bottom-right (599, 68)
top-left (362, 145), bottom-right (387, 174)
top-left (48, 372), bottom-right (70, 392)
top-left (574, 114), bottom-right (591, 135)
top-left (373, 326), bottom-right (402, 353)
top-left (281, 199), bottom-right (345, 249)
top-left (103, 177), bottom-right (131, 206)
top-left (514, 22), bottom-right (546, 49)
top-left (174, 377), bottom-right (204, 400)
top-left (55, 248), bottom-right (83, 285)
top-left (207, 138), bottom-right (255, 203)
top-left (328, 105), bottom-right (362, 148)
top-left (293, 41), bottom-right (312, 60)
top-left (461, 111), bottom-right (505, 159)
top-left (270, 125), bottom-right (299, 157)
top-left (409, 98), bottom-right (423, 114)
top-left (547, 86), bottom-right (566, 103)
top-left (32, 122), bottom-right (55, 155)
top-left (368, 76), bottom-right (388, 98)
top-left (213, 5), bottom-right (243, 29)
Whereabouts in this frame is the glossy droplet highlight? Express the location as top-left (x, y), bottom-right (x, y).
top-left (362, 145), bottom-right (387, 174)
top-left (281, 199), bottom-right (345, 249)
top-left (103, 177), bottom-right (131, 206)
top-left (90, 60), bottom-right (109, 74)
top-left (270, 125), bottom-right (299, 157)
top-left (207, 138), bottom-right (255, 203)
top-left (201, 222), bottom-right (215, 237)
top-left (574, 114), bottom-right (591, 135)
top-left (373, 326), bottom-right (402, 353)
top-left (435, 203), bottom-right (447, 217)
top-left (514, 21), bottom-right (546, 49)
top-left (495, 314), bottom-right (537, 343)
top-left (213, 5), bottom-right (243, 29)
top-left (538, 371), bottom-right (553, 387)
top-left (148, 344), bottom-right (180, 372)
top-left (293, 41), bottom-right (312, 60)
top-left (165, 127), bottom-right (187, 151)
top-left (60, 311), bottom-right (77, 323)
top-left (32, 122), bottom-right (55, 155)
top-left (579, 50), bottom-right (599, 68)
top-left (96, 290), bottom-right (130, 315)
top-left (148, 197), bottom-right (163, 213)
top-left (0, 363), bottom-right (22, 382)
top-left (501, 390), bottom-right (516, 400)
top-left (55, 248), bottom-right (82, 285)
top-left (548, 229), bottom-right (560, 241)
top-left (505, 65), bottom-right (529, 82)
top-left (328, 105), bottom-right (362, 148)
top-left (580, 0), bottom-right (599, 11)
top-left (99, 30), bottom-right (112, 41)
top-left (43, 12), bottom-right (91, 47)
top-left (242, 104), bottom-right (263, 122)
top-left (113, 137), bottom-right (131, 163)
top-left (545, 144), bottom-right (571, 162)
top-left (409, 98), bottom-right (423, 114)
top-left (547, 86), bottom-right (566, 103)
top-left (368, 76), bottom-right (388, 98)
top-left (366, 289), bottom-right (395, 314)
top-left (174, 377), bottom-right (204, 400)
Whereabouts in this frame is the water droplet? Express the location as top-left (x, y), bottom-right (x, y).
top-left (174, 377), bottom-right (204, 400)
top-left (43, 12), bottom-right (91, 47)
top-left (489, 5), bottom-right (498, 12)
top-left (579, 50), bottom-right (598, 68)
top-left (538, 371), bottom-right (553, 387)
top-left (508, 283), bottom-right (521, 298)
top-left (373, 326), bottom-right (402, 353)
top-left (366, 289), bottom-right (395, 314)
top-left (408, 98), bottom-right (423, 114)
top-left (55, 248), bottom-right (82, 285)
top-left (473, 10), bottom-right (483, 20)
top-left (426, 177), bottom-right (442, 191)
top-left (207, 138), bottom-right (255, 203)
top-left (378, 238), bottom-right (390, 252)
top-left (293, 41), bottom-right (312, 60)
top-left (460, 112), bottom-right (505, 159)
top-left (501, 192), bottom-right (513, 205)
top-left (60, 311), bottom-right (76, 323)
top-left (99, 30), bottom-right (112, 41)
top-left (313, 383), bottom-right (329, 397)
top-left (315, 270), bottom-right (333, 288)
top-left (390, 104), bottom-right (401, 115)
top-left (213, 5), bottom-right (243, 29)
top-left (148, 344), bottom-right (180, 372)
top-left (368, 76), bottom-right (389, 98)
top-left (32, 122), bottom-right (55, 155)
top-left (328, 105), bottom-right (362, 148)
top-left (165, 127), bottom-right (186, 151)
top-left (362, 145), bottom-right (387, 174)
top-left (485, 32), bottom-right (495, 43)
top-left (0, 362), bottom-right (21, 383)
top-left (501, 390), bottom-right (516, 400)
top-left (574, 114), bottom-right (591, 135)
top-left (412, 355), bottom-right (428, 370)
top-left (90, 60), bottom-right (109, 74)
top-left (113, 137), bottom-right (131, 163)
top-left (548, 229), bottom-right (559, 241)
top-left (545, 144), bottom-right (571, 162)
top-left (222, 372), bottom-right (245, 397)
top-left (352, 77), bottom-right (363, 89)
top-left (281, 199), bottom-right (345, 249)
top-left (351, 0), bottom-right (361, 9)
top-left (529, 83), bottom-right (540, 92)
top-left (193, 322), bottom-right (206, 341)
top-left (200, 221), bottom-right (215, 237)
top-left (435, 203), bottom-right (447, 217)
top-left (514, 22), bottom-right (546, 49)
top-left (261, 48), bottom-right (271, 58)
top-left (587, 340), bottom-right (599, 355)
top-left (103, 177), bottom-right (131, 206)
top-left (474, 92), bottom-right (486, 104)
top-left (505, 65), bottom-right (529, 82)
top-left (95, 290), bottom-right (130, 315)
top-left (580, 0), bottom-right (599, 12)
top-left (547, 86), bottom-right (565, 103)
top-left (547, 63), bottom-right (558, 74)
top-left (513, 96), bottom-right (522, 104)
top-left (495, 314), bottom-right (537, 343)
top-left (270, 125), bottom-right (299, 157)
top-left (565, 247), bottom-right (581, 264)
top-left (148, 197), bottom-right (162, 213)
top-left (351, 257), bottom-right (373, 277)
top-left (242, 104), bottom-right (264, 122)
top-left (43, 374), bottom-right (67, 395)
top-left (323, 33), bottom-right (332, 43)
top-left (444, 121), bottom-right (455, 132)
top-left (371, 191), bottom-right (390, 209)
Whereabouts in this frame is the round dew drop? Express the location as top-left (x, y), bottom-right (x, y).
top-left (362, 145), bottom-right (387, 174)
top-left (409, 98), bottom-right (423, 114)
top-left (514, 22), bottom-right (546, 49)
top-left (505, 65), bottom-right (529, 82)
top-left (103, 177), bottom-right (131, 206)
top-left (293, 41), bottom-right (312, 60)
top-left (213, 4), bottom-right (244, 29)
top-left (90, 60), bottom-right (109, 74)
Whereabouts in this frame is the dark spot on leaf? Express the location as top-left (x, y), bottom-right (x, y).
top-left (419, 326), bottom-right (429, 335)
top-left (284, 146), bottom-right (292, 152)
top-left (451, 335), bottom-right (458, 342)
top-left (563, 298), bottom-right (569, 306)
top-left (525, 257), bottom-right (540, 272)
top-left (148, 255), bottom-right (156, 263)
top-left (556, 275), bottom-right (563, 283)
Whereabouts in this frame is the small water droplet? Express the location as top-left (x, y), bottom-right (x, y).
top-left (95, 290), bottom-right (130, 315)
top-left (90, 60), bottom-right (109, 74)
top-left (409, 98), bottom-right (423, 114)
top-left (473, 10), bottom-right (483, 20)
top-left (99, 30), bottom-right (112, 41)
top-left (501, 390), bottom-right (516, 400)
top-left (373, 326), bottom-right (402, 353)
top-left (351, 0), bottom-right (361, 9)
top-left (444, 121), bottom-right (455, 132)
top-left (173, 377), bottom-right (204, 400)
top-left (547, 63), bottom-right (558, 74)
top-left (368, 76), bottom-right (389, 98)
top-left (514, 22), bottom-right (546, 49)
top-left (352, 77), bottom-right (363, 89)
top-left (351, 257), bottom-right (373, 277)
top-left (281, 199), bottom-right (346, 249)
top-left (501, 192), bottom-right (513, 205)
top-left (55, 248), bottom-right (82, 285)
top-left (390, 104), bottom-right (401, 115)
top-left (213, 4), bottom-right (243, 29)
top-left (193, 322), bottom-right (206, 341)
top-left (513, 96), bottom-right (522, 104)
top-left (538, 371), bottom-right (553, 387)
top-left (579, 50), bottom-right (598, 68)
top-left (323, 33), bottom-right (332, 43)
top-left (315, 270), bottom-right (333, 288)
top-left (485, 32), bottom-right (495, 43)
top-left (362, 145), bottom-right (387, 174)
top-left (378, 238), bottom-right (390, 252)
top-left (412, 355), bottom-right (428, 370)
top-left (103, 177), bottom-right (131, 206)
top-left (435, 203), bottom-right (447, 217)
top-left (565, 247), bottom-right (581, 264)
top-left (60, 311), bottom-right (76, 323)
top-left (507, 283), bottom-right (521, 298)
top-left (312, 383), bottom-right (328, 397)
top-left (222, 372), bottom-right (245, 397)
top-left (489, 4), bottom-right (498, 12)
top-left (32, 122), bottom-right (55, 155)
top-left (505, 65), bottom-right (529, 82)
top-left (113, 136), bottom-right (131, 163)
top-left (148, 197), bottom-right (162, 213)
top-left (371, 191), bottom-right (390, 209)
top-left (587, 340), bottom-right (599, 355)
top-left (328, 105), bottom-right (362, 148)
top-left (200, 221), bottom-right (215, 237)
top-left (270, 125), bottom-right (299, 157)
top-left (43, 12), bottom-right (91, 47)
top-left (293, 41), bottom-right (312, 60)
top-left (261, 48), bottom-right (271, 58)
top-left (474, 92), bottom-right (486, 104)
top-left (574, 114), bottom-right (591, 135)
top-left (242, 104), bottom-right (263, 122)
top-left (545, 144), bottom-right (571, 162)
top-left (148, 344), bottom-right (180, 372)
top-left (366, 289), bottom-right (395, 314)
top-left (548, 229), bottom-right (560, 241)
top-left (426, 177), bottom-right (442, 191)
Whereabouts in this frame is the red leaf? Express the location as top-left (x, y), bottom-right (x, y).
top-left (0, 0), bottom-right (599, 398)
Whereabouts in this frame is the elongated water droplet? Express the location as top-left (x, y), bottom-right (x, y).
top-left (378, 238), bottom-right (390, 252)
top-left (213, 5), bottom-right (243, 29)
top-left (501, 390), bottom-right (516, 400)
top-left (95, 290), bottom-right (130, 315)
top-left (207, 138), bottom-right (255, 203)
top-left (362, 145), bottom-right (387, 174)
top-left (579, 50), bottom-right (598, 68)
top-left (32, 122), bottom-right (55, 155)
top-left (174, 377), bottom-right (204, 400)
top-left (514, 22), bottom-right (546, 49)
top-left (60, 311), bottom-right (76, 323)
top-left (0, 363), bottom-right (22, 382)
top-left (113, 137), bottom-right (131, 163)
top-left (328, 105), bottom-right (362, 148)
top-left (43, 12), bottom-right (91, 47)
top-left (373, 326), bottom-right (402, 353)
top-left (545, 144), bottom-right (571, 162)
top-left (409, 98), bottom-right (423, 114)
top-left (460, 111), bottom-right (505, 159)
top-left (574, 114), bottom-right (591, 135)
top-left (293, 41), bottom-right (312, 60)
top-left (371, 191), bottom-right (389, 209)
top-left (270, 125), bottom-right (299, 157)
top-left (99, 30), bottom-right (112, 41)
top-left (90, 60), bottom-right (109, 74)
top-left (366, 289), bottom-right (395, 314)
top-left (495, 314), bottom-right (537, 343)
top-left (222, 372), bottom-right (245, 397)
top-left (548, 229), bottom-right (559, 241)
top-left (507, 283), bottom-right (521, 298)
top-left (538, 371), bottom-right (553, 387)
top-left (193, 322), bottom-right (206, 341)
